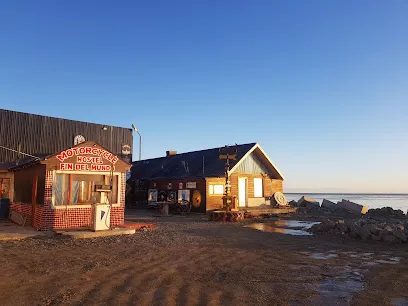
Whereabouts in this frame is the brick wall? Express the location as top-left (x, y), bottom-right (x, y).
top-left (10, 171), bottom-right (126, 231)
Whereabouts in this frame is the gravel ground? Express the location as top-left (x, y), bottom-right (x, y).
top-left (0, 211), bottom-right (408, 306)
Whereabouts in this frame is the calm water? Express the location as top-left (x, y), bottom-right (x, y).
top-left (286, 193), bottom-right (408, 212)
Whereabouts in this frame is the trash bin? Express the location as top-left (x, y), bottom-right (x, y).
top-left (0, 198), bottom-right (10, 219)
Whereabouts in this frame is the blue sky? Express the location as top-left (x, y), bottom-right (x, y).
top-left (1, 1), bottom-right (407, 193)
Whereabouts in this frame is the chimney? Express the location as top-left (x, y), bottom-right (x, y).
top-left (166, 150), bottom-right (177, 157)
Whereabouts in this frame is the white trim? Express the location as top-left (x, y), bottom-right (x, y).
top-left (228, 144), bottom-right (285, 180)
top-left (51, 170), bottom-right (122, 209)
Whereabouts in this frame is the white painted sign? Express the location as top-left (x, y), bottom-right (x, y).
top-left (186, 182), bottom-right (196, 189)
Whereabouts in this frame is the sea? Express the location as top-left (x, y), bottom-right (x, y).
top-left (286, 193), bottom-right (408, 213)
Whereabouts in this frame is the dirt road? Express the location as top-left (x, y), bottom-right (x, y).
top-left (1, 212), bottom-right (407, 306)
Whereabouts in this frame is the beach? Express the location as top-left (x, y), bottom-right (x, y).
top-left (1, 211), bottom-right (408, 306)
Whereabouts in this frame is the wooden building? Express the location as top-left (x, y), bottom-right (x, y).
top-left (0, 109), bottom-right (133, 202)
top-left (9, 141), bottom-right (130, 230)
top-left (127, 143), bottom-right (284, 212)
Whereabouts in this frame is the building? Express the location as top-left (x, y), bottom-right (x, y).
top-left (0, 109), bottom-right (133, 202)
top-left (9, 141), bottom-right (130, 230)
top-left (127, 143), bottom-right (284, 212)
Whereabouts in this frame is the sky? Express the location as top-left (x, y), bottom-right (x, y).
top-left (1, 1), bottom-right (407, 193)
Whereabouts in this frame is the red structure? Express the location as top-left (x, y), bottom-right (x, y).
top-left (9, 141), bottom-right (131, 230)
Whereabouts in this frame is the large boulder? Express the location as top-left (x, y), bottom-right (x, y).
top-left (321, 199), bottom-right (338, 211)
top-left (337, 199), bottom-right (369, 215)
top-left (297, 196), bottom-right (320, 210)
top-left (382, 234), bottom-right (398, 244)
top-left (393, 228), bottom-right (407, 242)
top-left (358, 225), bottom-right (372, 240)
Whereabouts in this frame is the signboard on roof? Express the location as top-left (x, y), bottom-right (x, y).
top-left (53, 144), bottom-right (121, 172)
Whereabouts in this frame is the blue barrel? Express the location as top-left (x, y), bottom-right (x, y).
top-left (0, 198), bottom-right (10, 219)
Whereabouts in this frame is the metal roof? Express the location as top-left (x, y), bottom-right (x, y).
top-left (130, 143), bottom-right (257, 180)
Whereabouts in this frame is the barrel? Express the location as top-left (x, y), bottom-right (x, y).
top-left (0, 198), bottom-right (10, 219)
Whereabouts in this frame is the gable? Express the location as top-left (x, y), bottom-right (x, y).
top-left (229, 144), bottom-right (284, 180)
top-left (232, 151), bottom-right (269, 175)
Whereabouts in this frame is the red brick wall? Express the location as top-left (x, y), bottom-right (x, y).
top-left (10, 171), bottom-right (126, 231)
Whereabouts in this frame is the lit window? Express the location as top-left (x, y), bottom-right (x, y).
top-left (209, 184), bottom-right (224, 195)
top-left (254, 178), bottom-right (263, 197)
top-left (53, 173), bottom-right (119, 205)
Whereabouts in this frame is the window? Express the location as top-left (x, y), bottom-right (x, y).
top-left (53, 173), bottom-right (119, 205)
top-left (0, 178), bottom-right (10, 198)
top-left (254, 178), bottom-right (263, 197)
top-left (209, 184), bottom-right (224, 195)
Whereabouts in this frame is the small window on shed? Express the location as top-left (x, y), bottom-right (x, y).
top-left (254, 178), bottom-right (263, 197)
top-left (209, 184), bottom-right (224, 195)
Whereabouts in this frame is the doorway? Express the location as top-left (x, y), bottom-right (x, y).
top-left (238, 177), bottom-right (247, 207)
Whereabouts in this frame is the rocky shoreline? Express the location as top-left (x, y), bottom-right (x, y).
top-left (308, 218), bottom-right (408, 244)
top-left (288, 196), bottom-right (408, 244)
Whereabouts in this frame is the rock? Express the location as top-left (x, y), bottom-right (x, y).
top-left (337, 199), bottom-right (369, 215)
top-left (346, 222), bottom-right (360, 238)
top-left (392, 229), bottom-right (407, 242)
top-left (382, 234), bottom-right (398, 244)
top-left (368, 207), bottom-right (406, 218)
top-left (395, 210), bottom-right (405, 217)
top-left (368, 224), bottom-right (380, 235)
top-left (321, 199), bottom-right (337, 211)
top-left (358, 225), bottom-right (372, 240)
top-left (289, 200), bottom-right (298, 207)
top-left (335, 221), bottom-right (347, 234)
top-left (297, 196), bottom-right (320, 209)
top-left (309, 223), bottom-right (323, 233)
top-left (322, 220), bottom-right (336, 231)
top-left (372, 234), bottom-right (382, 241)
top-left (384, 225), bottom-right (393, 232)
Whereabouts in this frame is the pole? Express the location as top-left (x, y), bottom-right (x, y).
top-left (138, 132), bottom-right (142, 161)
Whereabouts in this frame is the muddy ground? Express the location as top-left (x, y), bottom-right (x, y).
top-left (1, 211), bottom-right (408, 306)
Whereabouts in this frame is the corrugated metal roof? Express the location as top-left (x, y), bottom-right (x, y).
top-left (130, 143), bottom-right (257, 180)
top-left (0, 108), bottom-right (133, 164)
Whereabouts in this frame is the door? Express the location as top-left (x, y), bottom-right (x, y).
top-left (31, 174), bottom-right (38, 227)
top-left (238, 177), bottom-right (247, 207)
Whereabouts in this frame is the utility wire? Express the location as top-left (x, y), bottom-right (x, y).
top-left (0, 145), bottom-right (40, 160)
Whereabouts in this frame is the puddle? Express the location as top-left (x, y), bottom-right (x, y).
top-left (313, 272), bottom-right (365, 305)
top-left (246, 220), bottom-right (320, 236)
top-left (392, 298), bottom-right (408, 306)
top-left (310, 253), bottom-right (339, 260)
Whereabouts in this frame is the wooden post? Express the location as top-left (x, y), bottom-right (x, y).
top-left (31, 174), bottom-right (38, 227)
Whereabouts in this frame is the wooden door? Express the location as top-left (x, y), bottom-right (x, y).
top-left (31, 174), bottom-right (38, 227)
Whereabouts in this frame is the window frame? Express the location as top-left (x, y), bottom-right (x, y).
top-left (253, 178), bottom-right (263, 198)
top-left (209, 184), bottom-right (224, 196)
top-left (52, 170), bottom-right (122, 209)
